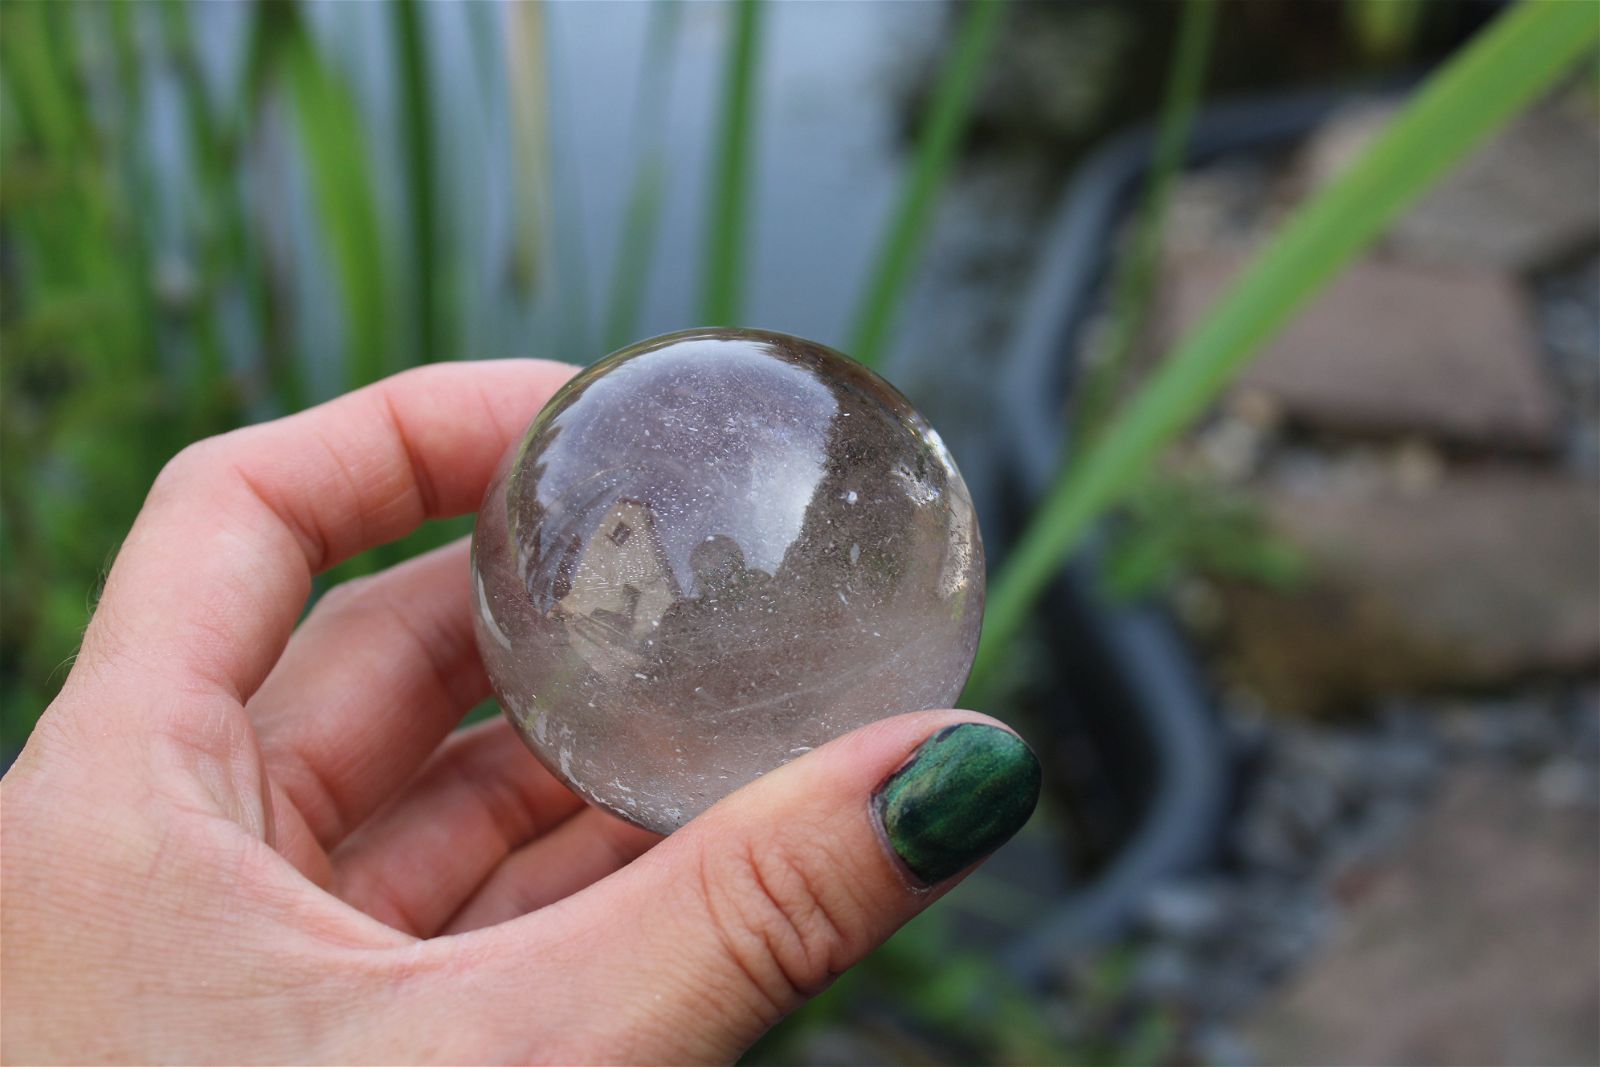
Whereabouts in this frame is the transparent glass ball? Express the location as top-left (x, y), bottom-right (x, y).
top-left (471, 328), bottom-right (984, 832)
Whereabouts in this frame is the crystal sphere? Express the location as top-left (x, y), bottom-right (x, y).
top-left (471, 328), bottom-right (984, 832)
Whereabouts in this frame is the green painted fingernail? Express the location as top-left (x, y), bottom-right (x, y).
top-left (873, 723), bottom-right (1042, 885)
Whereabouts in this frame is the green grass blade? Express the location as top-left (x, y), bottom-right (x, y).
top-left (1073, 0), bottom-right (1217, 449)
top-left (606, 156), bottom-right (667, 352)
top-left (847, 0), bottom-right (1004, 369)
top-left (969, 0), bottom-right (1600, 697)
top-left (238, 4), bottom-right (312, 412)
top-left (2, 2), bottom-right (140, 391)
top-left (393, 0), bottom-right (440, 365)
top-left (700, 0), bottom-right (763, 327)
top-left (605, 0), bottom-right (683, 352)
top-left (280, 17), bottom-right (390, 391)
top-left (0, 0), bottom-right (89, 159)
top-left (106, 2), bottom-right (162, 381)
top-left (159, 0), bottom-right (252, 421)
top-left (506, 0), bottom-right (550, 300)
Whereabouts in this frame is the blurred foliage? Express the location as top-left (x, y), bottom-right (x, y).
top-left (750, 900), bottom-right (1201, 1066)
top-left (1347, 0), bottom-right (1431, 65)
top-left (605, 1), bottom-right (681, 353)
top-left (701, 0), bottom-right (762, 326)
top-left (968, 0), bottom-right (1600, 700)
top-left (1102, 472), bottom-right (1304, 603)
top-left (750, 907), bottom-right (1073, 1065)
top-left (0, 1), bottom-right (443, 741)
top-left (0, 0), bottom-right (1007, 751)
top-left (2, 1), bottom-right (238, 742)
top-left (1074, 0), bottom-right (1217, 451)
top-left (848, 0), bottom-right (1003, 370)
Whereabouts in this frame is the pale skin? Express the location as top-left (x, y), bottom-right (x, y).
top-left (0, 361), bottom-right (1007, 1065)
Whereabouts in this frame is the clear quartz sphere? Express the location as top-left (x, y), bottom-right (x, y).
top-left (471, 328), bottom-right (984, 833)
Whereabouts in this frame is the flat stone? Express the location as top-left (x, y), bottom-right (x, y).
top-left (1297, 99), bottom-right (1600, 273)
top-left (1244, 765), bottom-right (1600, 1066)
top-left (1157, 254), bottom-right (1561, 450)
top-left (1211, 472), bottom-right (1600, 714)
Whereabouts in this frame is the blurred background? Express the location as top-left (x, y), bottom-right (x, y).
top-left (2, 1), bottom-right (1597, 1063)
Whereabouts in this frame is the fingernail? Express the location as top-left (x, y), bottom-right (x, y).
top-left (872, 723), bottom-right (1042, 886)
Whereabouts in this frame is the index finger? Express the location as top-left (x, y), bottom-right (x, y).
top-left (77, 359), bottom-right (576, 705)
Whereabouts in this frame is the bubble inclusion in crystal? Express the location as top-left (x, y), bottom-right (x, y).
top-left (471, 328), bottom-right (984, 833)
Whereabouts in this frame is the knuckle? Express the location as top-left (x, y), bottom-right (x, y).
top-left (309, 573), bottom-right (380, 617)
top-left (146, 434), bottom-right (260, 520)
top-left (695, 833), bottom-right (858, 1016)
top-left (382, 363), bottom-right (439, 391)
top-left (151, 435), bottom-right (232, 497)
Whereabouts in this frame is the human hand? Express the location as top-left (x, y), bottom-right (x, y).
top-left (0, 361), bottom-right (1039, 1065)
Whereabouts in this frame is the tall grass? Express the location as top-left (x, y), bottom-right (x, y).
top-left (269, 5), bottom-right (392, 391)
top-left (393, 0), bottom-right (441, 365)
top-left (0, 0), bottom-right (470, 732)
top-left (505, 0), bottom-right (551, 302)
top-left (1072, 0), bottom-right (1218, 450)
top-left (848, 0), bottom-right (1004, 370)
top-left (605, 1), bottom-right (683, 353)
top-left (2, 2), bottom-right (196, 743)
top-left (2, 0), bottom-right (1591, 757)
top-left (159, 1), bottom-right (246, 421)
top-left (700, 0), bottom-right (763, 327)
top-left (968, 0), bottom-right (1600, 696)
top-left (4, 6), bottom-right (1592, 1061)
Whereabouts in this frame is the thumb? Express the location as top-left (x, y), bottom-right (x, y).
top-left (541, 710), bottom-right (1040, 1063)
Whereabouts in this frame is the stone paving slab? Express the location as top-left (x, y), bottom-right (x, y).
top-left (1245, 764), bottom-right (1600, 1066)
top-left (1212, 472), bottom-right (1600, 714)
top-left (1157, 254), bottom-right (1562, 451)
top-left (1297, 99), bottom-right (1600, 274)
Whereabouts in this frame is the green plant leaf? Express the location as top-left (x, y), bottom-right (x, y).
top-left (1073, 0), bottom-right (1217, 449)
top-left (278, 14), bottom-right (390, 391)
top-left (848, 0), bottom-right (1004, 369)
top-left (604, 0), bottom-right (682, 353)
top-left (505, 0), bottom-right (551, 310)
top-left (0, 1), bottom-right (90, 160)
top-left (700, 0), bottom-right (763, 327)
top-left (969, 0), bottom-right (1600, 698)
top-left (393, 0), bottom-right (440, 365)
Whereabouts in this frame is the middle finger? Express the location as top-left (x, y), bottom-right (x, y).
top-left (330, 718), bottom-right (586, 936)
top-left (248, 538), bottom-right (487, 851)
